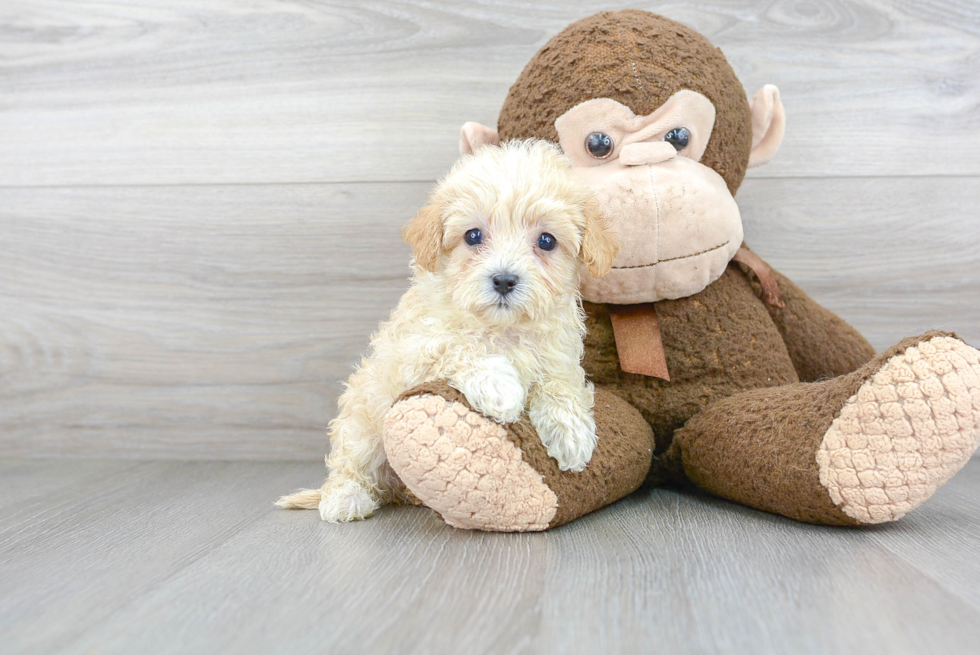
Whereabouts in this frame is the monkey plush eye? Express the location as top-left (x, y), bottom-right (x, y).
top-left (464, 229), bottom-right (483, 246)
top-left (664, 127), bottom-right (691, 151)
top-left (585, 132), bottom-right (614, 159)
top-left (537, 233), bottom-right (557, 251)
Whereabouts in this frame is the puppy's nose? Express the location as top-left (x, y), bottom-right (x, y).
top-left (492, 273), bottom-right (519, 296)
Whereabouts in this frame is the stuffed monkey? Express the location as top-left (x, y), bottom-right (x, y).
top-left (382, 10), bottom-right (980, 531)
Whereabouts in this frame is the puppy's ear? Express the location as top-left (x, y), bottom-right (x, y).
top-left (402, 201), bottom-right (444, 272)
top-left (579, 196), bottom-right (619, 278)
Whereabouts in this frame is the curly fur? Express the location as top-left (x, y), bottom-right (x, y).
top-left (276, 140), bottom-right (618, 522)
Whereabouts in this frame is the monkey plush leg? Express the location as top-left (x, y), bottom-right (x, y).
top-left (735, 253), bottom-right (877, 382)
top-left (382, 382), bottom-right (654, 531)
top-left (670, 331), bottom-right (980, 525)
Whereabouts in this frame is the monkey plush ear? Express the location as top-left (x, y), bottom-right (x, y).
top-left (747, 85), bottom-right (786, 168)
top-left (579, 196), bottom-right (619, 278)
top-left (401, 201), bottom-right (444, 272)
top-left (459, 122), bottom-right (500, 155)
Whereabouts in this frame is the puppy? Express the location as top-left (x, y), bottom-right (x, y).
top-left (277, 140), bottom-right (618, 522)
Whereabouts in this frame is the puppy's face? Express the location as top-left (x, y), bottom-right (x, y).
top-left (403, 141), bottom-right (618, 325)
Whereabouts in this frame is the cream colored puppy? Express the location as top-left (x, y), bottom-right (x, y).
top-left (277, 140), bottom-right (618, 522)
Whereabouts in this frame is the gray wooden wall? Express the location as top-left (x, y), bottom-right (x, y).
top-left (2, 0), bottom-right (978, 460)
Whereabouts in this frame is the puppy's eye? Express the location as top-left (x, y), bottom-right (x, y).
top-left (585, 132), bottom-right (614, 159)
top-left (464, 228), bottom-right (483, 246)
top-left (664, 127), bottom-right (690, 151)
top-left (537, 233), bottom-right (557, 252)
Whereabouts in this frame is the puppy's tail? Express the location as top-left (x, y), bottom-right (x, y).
top-left (275, 488), bottom-right (322, 510)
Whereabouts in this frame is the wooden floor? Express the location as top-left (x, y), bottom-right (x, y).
top-left (2, 458), bottom-right (979, 654)
top-left (2, 2), bottom-right (980, 653)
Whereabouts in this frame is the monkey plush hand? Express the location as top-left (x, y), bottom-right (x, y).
top-left (382, 10), bottom-right (980, 531)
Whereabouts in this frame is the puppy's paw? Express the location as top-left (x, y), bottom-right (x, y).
top-left (318, 479), bottom-right (379, 523)
top-left (456, 356), bottom-right (526, 424)
top-left (530, 402), bottom-right (598, 473)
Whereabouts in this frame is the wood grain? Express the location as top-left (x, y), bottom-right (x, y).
top-left (0, 183), bottom-right (418, 458)
top-left (1, 458), bottom-right (978, 654)
top-left (867, 459), bottom-right (980, 611)
top-left (1, 0), bottom-right (978, 186)
top-left (0, 459), bottom-right (139, 514)
top-left (1, 176), bottom-right (977, 458)
top-left (739, 176), bottom-right (980, 346)
top-left (2, 4), bottom-right (979, 651)
top-left (0, 460), bottom-right (310, 653)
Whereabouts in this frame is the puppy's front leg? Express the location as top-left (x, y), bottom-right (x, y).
top-left (529, 370), bottom-right (598, 473)
top-left (318, 469), bottom-right (380, 523)
top-left (451, 354), bottom-right (526, 424)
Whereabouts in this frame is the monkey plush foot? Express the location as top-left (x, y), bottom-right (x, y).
top-left (383, 381), bottom-right (654, 531)
top-left (672, 331), bottom-right (980, 526)
top-left (816, 334), bottom-right (980, 524)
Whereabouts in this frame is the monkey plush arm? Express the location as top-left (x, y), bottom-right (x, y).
top-left (739, 258), bottom-right (877, 382)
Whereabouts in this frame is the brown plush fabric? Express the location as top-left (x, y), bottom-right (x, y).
top-left (397, 381), bottom-right (655, 528)
top-left (497, 9), bottom-right (753, 195)
top-left (378, 10), bottom-right (973, 530)
top-left (584, 263), bottom-right (800, 460)
top-left (752, 265), bottom-right (877, 382)
top-left (667, 331), bottom-right (956, 525)
top-left (731, 246), bottom-right (784, 308)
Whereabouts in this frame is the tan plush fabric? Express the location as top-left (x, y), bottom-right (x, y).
top-left (385, 382), bottom-right (655, 530)
top-left (817, 335), bottom-right (980, 523)
top-left (747, 85), bottom-right (786, 168)
top-left (498, 10), bottom-right (753, 196)
top-left (572, 153), bottom-right (743, 304)
top-left (553, 92), bottom-right (743, 305)
top-left (384, 393), bottom-right (558, 531)
top-left (554, 92), bottom-right (717, 167)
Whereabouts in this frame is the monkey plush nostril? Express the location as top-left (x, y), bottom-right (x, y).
top-left (619, 141), bottom-right (678, 167)
top-left (491, 273), bottom-right (520, 296)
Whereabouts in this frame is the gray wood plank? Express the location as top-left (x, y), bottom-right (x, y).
top-left (0, 459), bottom-right (138, 511)
top-left (1, 0), bottom-right (978, 186)
top-left (2, 459), bottom-right (976, 655)
top-left (0, 183), bottom-right (419, 459)
top-left (739, 176), bottom-right (980, 349)
top-left (0, 459), bottom-right (320, 654)
top-left (533, 478), bottom-right (980, 654)
top-left (866, 460), bottom-right (980, 611)
top-left (1, 177), bottom-right (978, 458)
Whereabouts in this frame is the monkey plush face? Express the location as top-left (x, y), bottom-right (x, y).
top-left (459, 10), bottom-right (786, 304)
top-left (553, 90), bottom-right (742, 303)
